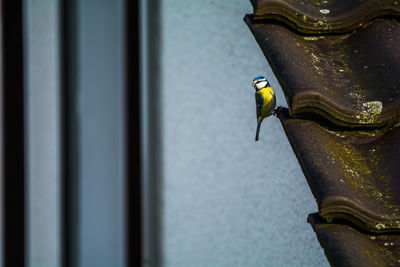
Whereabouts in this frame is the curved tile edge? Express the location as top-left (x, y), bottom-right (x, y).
top-left (251, 0), bottom-right (400, 34)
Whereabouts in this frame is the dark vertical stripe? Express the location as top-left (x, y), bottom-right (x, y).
top-left (125, 0), bottom-right (141, 266)
top-left (146, 0), bottom-right (162, 266)
top-left (60, 0), bottom-right (78, 267)
top-left (1, 0), bottom-right (25, 266)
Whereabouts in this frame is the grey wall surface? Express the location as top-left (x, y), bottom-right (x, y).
top-left (161, 0), bottom-right (329, 266)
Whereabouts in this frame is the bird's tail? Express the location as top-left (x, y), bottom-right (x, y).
top-left (255, 120), bottom-right (261, 141)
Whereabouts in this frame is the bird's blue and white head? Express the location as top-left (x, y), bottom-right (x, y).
top-left (252, 76), bottom-right (270, 91)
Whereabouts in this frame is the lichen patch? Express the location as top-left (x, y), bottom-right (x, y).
top-left (359, 101), bottom-right (383, 123)
top-left (319, 9), bottom-right (330, 14)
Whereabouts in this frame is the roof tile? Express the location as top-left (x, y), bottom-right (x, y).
top-left (308, 213), bottom-right (400, 267)
top-left (245, 16), bottom-right (400, 127)
top-left (250, 0), bottom-right (400, 33)
top-left (278, 108), bottom-right (400, 232)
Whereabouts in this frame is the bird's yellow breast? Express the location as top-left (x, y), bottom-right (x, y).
top-left (258, 86), bottom-right (275, 118)
top-left (258, 86), bottom-right (274, 103)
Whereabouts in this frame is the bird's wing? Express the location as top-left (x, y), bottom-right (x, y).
top-left (255, 92), bottom-right (263, 119)
top-left (270, 90), bottom-right (276, 106)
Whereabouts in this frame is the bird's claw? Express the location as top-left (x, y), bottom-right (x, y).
top-left (272, 106), bottom-right (283, 117)
top-left (272, 108), bottom-right (278, 116)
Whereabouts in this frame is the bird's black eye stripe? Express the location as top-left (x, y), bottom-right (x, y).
top-left (255, 80), bottom-right (267, 85)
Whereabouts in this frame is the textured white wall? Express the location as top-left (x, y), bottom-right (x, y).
top-left (161, 0), bottom-right (329, 266)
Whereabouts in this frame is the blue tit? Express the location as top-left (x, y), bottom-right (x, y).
top-left (252, 76), bottom-right (276, 141)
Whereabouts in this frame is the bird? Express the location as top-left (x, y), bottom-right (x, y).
top-left (252, 76), bottom-right (276, 141)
